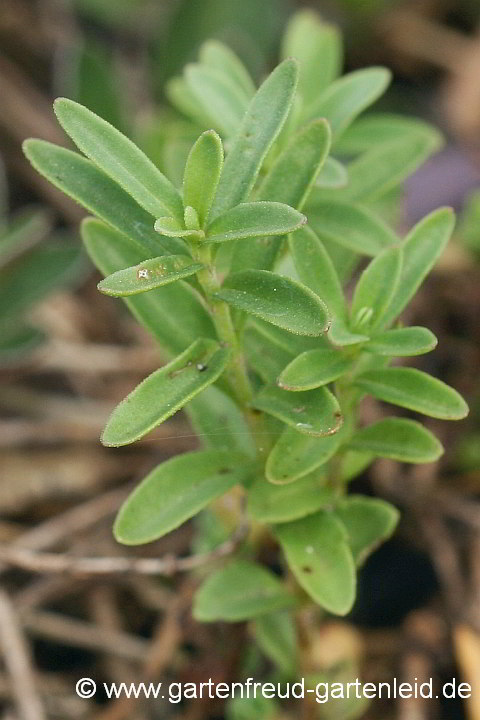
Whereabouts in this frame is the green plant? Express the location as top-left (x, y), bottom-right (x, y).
top-left (23, 6), bottom-right (468, 699)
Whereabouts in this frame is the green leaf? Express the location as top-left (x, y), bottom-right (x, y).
top-left (278, 348), bottom-right (354, 391)
top-left (114, 450), bottom-right (253, 544)
top-left (305, 199), bottom-right (398, 257)
top-left (252, 384), bottom-right (342, 437)
top-left (355, 368), bottom-right (469, 420)
top-left (288, 226), bottom-right (367, 346)
top-left (366, 326), bottom-right (437, 356)
top-left (211, 58), bottom-right (298, 218)
top-left (304, 68), bottom-right (391, 139)
top-left (248, 317), bottom-right (321, 355)
top-left (248, 472), bottom-right (334, 523)
top-left (206, 202), bottom-right (306, 244)
top-left (253, 610), bottom-right (297, 675)
top-left (183, 130), bottom-right (223, 227)
top-left (153, 216), bottom-right (204, 240)
top-left (0, 323), bottom-right (45, 363)
top-left (340, 134), bottom-right (442, 202)
top-left (336, 112), bottom-right (443, 155)
top-left (244, 326), bottom-right (294, 383)
top-left (335, 495), bottom-right (399, 565)
top-left (23, 140), bottom-right (173, 257)
top-left (0, 208), bottom-right (51, 269)
top-left (97, 255), bottom-right (203, 296)
top-left (350, 246), bottom-right (403, 332)
top-left (232, 119), bottom-right (331, 271)
top-left (184, 64), bottom-right (248, 137)
top-left (348, 418), bottom-right (443, 463)
top-left (227, 694), bottom-right (279, 720)
top-left (165, 76), bottom-right (214, 129)
top-left (282, 9), bottom-right (342, 102)
top-left (193, 560), bottom-right (295, 622)
top-left (82, 219), bottom-right (215, 355)
top-left (380, 208), bottom-right (455, 329)
top-left (266, 425), bottom-right (343, 484)
top-left (215, 270), bottom-right (329, 336)
top-left (102, 338), bottom-right (230, 447)
top-left (316, 157), bottom-right (348, 189)
top-left (274, 511), bottom-right (356, 615)
top-left (459, 190), bottom-right (480, 252)
top-left (53, 98), bottom-right (183, 221)
top-left (199, 40), bottom-right (256, 99)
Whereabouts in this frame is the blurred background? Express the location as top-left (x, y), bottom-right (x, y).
top-left (1, 1), bottom-right (480, 719)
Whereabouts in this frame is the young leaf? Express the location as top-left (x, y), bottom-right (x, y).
top-left (54, 98), bottom-right (184, 221)
top-left (278, 348), bottom-right (354, 391)
top-left (339, 133), bottom-right (442, 202)
top-left (355, 368), bottom-right (469, 420)
top-left (266, 426), bottom-right (343, 484)
top-left (97, 255), bottom-right (203, 296)
top-left (183, 130), bottom-right (223, 227)
top-left (366, 326), bottom-right (437, 356)
top-left (348, 418), bottom-right (444, 463)
top-left (304, 68), bottom-right (391, 139)
top-left (153, 216), bottom-right (204, 240)
top-left (335, 496), bottom-right (399, 566)
top-left (114, 450), bottom-right (254, 544)
top-left (23, 140), bottom-right (172, 256)
top-left (199, 40), bottom-right (256, 99)
top-left (247, 472), bottom-right (334, 524)
top-left (252, 385), bottom-right (342, 437)
top-left (316, 157), bottom-right (348, 189)
top-left (211, 58), bottom-right (298, 218)
top-left (102, 338), bottom-right (230, 447)
top-left (184, 64), bottom-right (248, 137)
top-left (232, 120), bottom-right (331, 271)
top-left (252, 610), bottom-right (297, 676)
top-left (193, 560), bottom-right (295, 622)
top-left (350, 246), bottom-right (403, 331)
top-left (282, 10), bottom-right (342, 101)
top-left (82, 219), bottom-right (215, 355)
top-left (380, 208), bottom-right (455, 329)
top-left (274, 511), bottom-right (356, 615)
top-left (206, 202), bottom-right (305, 244)
top-left (304, 199), bottom-right (398, 257)
top-left (215, 270), bottom-right (330, 336)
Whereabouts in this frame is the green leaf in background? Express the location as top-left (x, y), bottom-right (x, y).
top-left (305, 199), bottom-right (398, 257)
top-left (282, 9), bottom-right (342, 102)
top-left (316, 156), bottom-right (348, 189)
top-left (252, 610), bottom-right (297, 676)
top-left (355, 368), bottom-right (469, 420)
top-left (165, 76), bottom-right (214, 129)
top-left (232, 119), bottom-right (331, 272)
top-left (183, 130), bottom-right (223, 227)
top-left (336, 112), bottom-right (443, 156)
top-left (184, 64), bottom-right (248, 137)
top-left (0, 208), bottom-right (51, 269)
top-left (23, 141), bottom-right (171, 256)
top-left (366, 326), bottom-right (437, 356)
top-left (0, 322), bottom-right (45, 364)
top-left (82, 219), bottom-right (215, 355)
top-left (102, 338), bottom-right (230, 447)
top-left (248, 317), bottom-right (321, 355)
top-left (380, 208), bottom-right (455, 329)
top-left (193, 560), bottom-right (296, 622)
top-left (216, 270), bottom-right (329, 336)
top-left (247, 472), bottom-right (334, 523)
top-left (339, 133), bottom-right (443, 202)
top-left (266, 426), bottom-right (343, 484)
top-left (114, 450), bottom-right (253, 544)
top-left (227, 694), bottom-right (279, 720)
top-left (211, 58), bottom-right (298, 218)
top-left (348, 418), bottom-right (444, 463)
top-left (97, 255), bottom-right (203, 296)
top-left (199, 40), bottom-right (256, 100)
top-left (278, 348), bottom-right (354, 391)
top-left (244, 326), bottom-right (294, 383)
top-left (350, 246), bottom-right (403, 331)
top-left (54, 98), bottom-right (184, 221)
top-left (252, 385), bottom-right (342, 437)
top-left (335, 496), bottom-right (399, 566)
top-left (304, 67), bottom-right (391, 139)
top-left (206, 202), bottom-right (306, 244)
top-left (274, 510), bottom-right (356, 615)
top-left (458, 190), bottom-right (480, 253)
